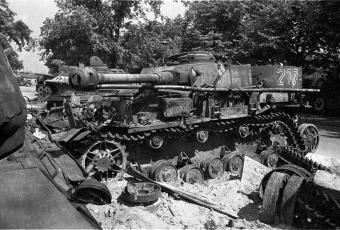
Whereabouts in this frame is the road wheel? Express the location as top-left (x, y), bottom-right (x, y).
top-left (298, 123), bottom-right (319, 153)
top-left (260, 172), bottom-right (289, 224)
top-left (151, 160), bottom-right (177, 183)
top-left (279, 175), bottom-right (304, 225)
top-left (313, 96), bottom-right (326, 112)
top-left (37, 85), bottom-right (53, 100)
top-left (222, 152), bottom-right (243, 176)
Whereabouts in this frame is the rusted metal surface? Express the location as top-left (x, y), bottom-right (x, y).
top-left (252, 66), bottom-right (302, 89)
top-left (161, 97), bottom-right (193, 118)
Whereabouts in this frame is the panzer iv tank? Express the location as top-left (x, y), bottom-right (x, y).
top-left (60, 52), bottom-right (320, 184)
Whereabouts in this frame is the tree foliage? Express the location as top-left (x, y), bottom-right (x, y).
top-left (120, 18), bottom-right (183, 70)
top-left (40, 0), bottom-right (163, 69)
top-left (0, 0), bottom-right (32, 69)
top-left (181, 0), bottom-right (340, 76)
top-left (40, 0), bottom-right (340, 78)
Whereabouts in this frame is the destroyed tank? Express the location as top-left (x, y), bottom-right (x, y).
top-left (37, 56), bottom-right (125, 109)
top-left (60, 51), bottom-right (320, 184)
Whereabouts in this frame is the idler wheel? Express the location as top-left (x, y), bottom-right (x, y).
top-left (260, 149), bottom-right (278, 168)
top-left (179, 164), bottom-right (204, 184)
top-left (196, 129), bottom-right (209, 143)
top-left (200, 156), bottom-right (224, 179)
top-left (151, 160), bottom-right (177, 183)
top-left (148, 135), bottom-right (164, 149)
top-left (82, 140), bottom-right (126, 181)
top-left (238, 125), bottom-right (250, 138)
top-left (298, 123), bottom-right (319, 153)
top-left (222, 152), bottom-right (244, 175)
top-left (313, 96), bottom-right (326, 112)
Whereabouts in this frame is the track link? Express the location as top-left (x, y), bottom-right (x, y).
top-left (106, 111), bottom-right (309, 164)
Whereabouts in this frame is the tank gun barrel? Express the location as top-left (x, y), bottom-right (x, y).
top-left (69, 67), bottom-right (194, 88)
top-left (96, 84), bottom-right (320, 93)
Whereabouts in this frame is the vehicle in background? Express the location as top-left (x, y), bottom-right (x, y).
top-left (302, 73), bottom-right (340, 113)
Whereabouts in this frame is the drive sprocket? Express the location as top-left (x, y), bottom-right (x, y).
top-left (82, 139), bottom-right (127, 181)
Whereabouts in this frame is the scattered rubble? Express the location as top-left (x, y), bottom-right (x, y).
top-left (87, 174), bottom-right (273, 229)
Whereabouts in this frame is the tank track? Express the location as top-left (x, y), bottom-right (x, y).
top-left (276, 146), bottom-right (339, 228)
top-left (107, 112), bottom-right (301, 143)
top-left (106, 111), bottom-right (308, 164)
top-left (104, 111), bottom-right (339, 228)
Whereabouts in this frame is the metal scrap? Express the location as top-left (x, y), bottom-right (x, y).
top-left (121, 182), bottom-right (161, 204)
top-left (259, 155), bottom-right (340, 228)
top-left (126, 163), bottom-right (239, 219)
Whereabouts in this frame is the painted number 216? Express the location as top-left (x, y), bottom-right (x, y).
top-left (277, 68), bottom-right (299, 86)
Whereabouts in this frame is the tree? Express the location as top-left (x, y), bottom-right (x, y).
top-left (181, 1), bottom-right (247, 63)
top-left (0, 0), bottom-right (32, 69)
top-left (290, 1), bottom-right (340, 76)
top-left (119, 18), bottom-right (183, 69)
top-left (40, 0), bottom-right (162, 70)
top-left (181, 0), bottom-right (340, 77)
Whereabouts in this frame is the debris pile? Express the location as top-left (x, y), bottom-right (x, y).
top-left (87, 174), bottom-right (272, 229)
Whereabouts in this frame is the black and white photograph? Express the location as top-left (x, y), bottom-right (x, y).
top-left (0, 0), bottom-right (339, 228)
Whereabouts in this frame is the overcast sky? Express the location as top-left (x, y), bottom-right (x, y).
top-left (8, 0), bottom-right (185, 73)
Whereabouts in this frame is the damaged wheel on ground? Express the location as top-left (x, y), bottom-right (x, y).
top-left (260, 171), bottom-right (289, 224)
top-left (222, 152), bottom-right (243, 176)
top-left (151, 160), bottom-right (178, 183)
top-left (298, 123), bottom-right (319, 153)
top-left (82, 140), bottom-right (127, 181)
top-left (179, 164), bottom-right (204, 184)
top-left (260, 149), bottom-right (278, 168)
top-left (121, 182), bottom-right (161, 204)
top-left (200, 156), bottom-right (224, 179)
